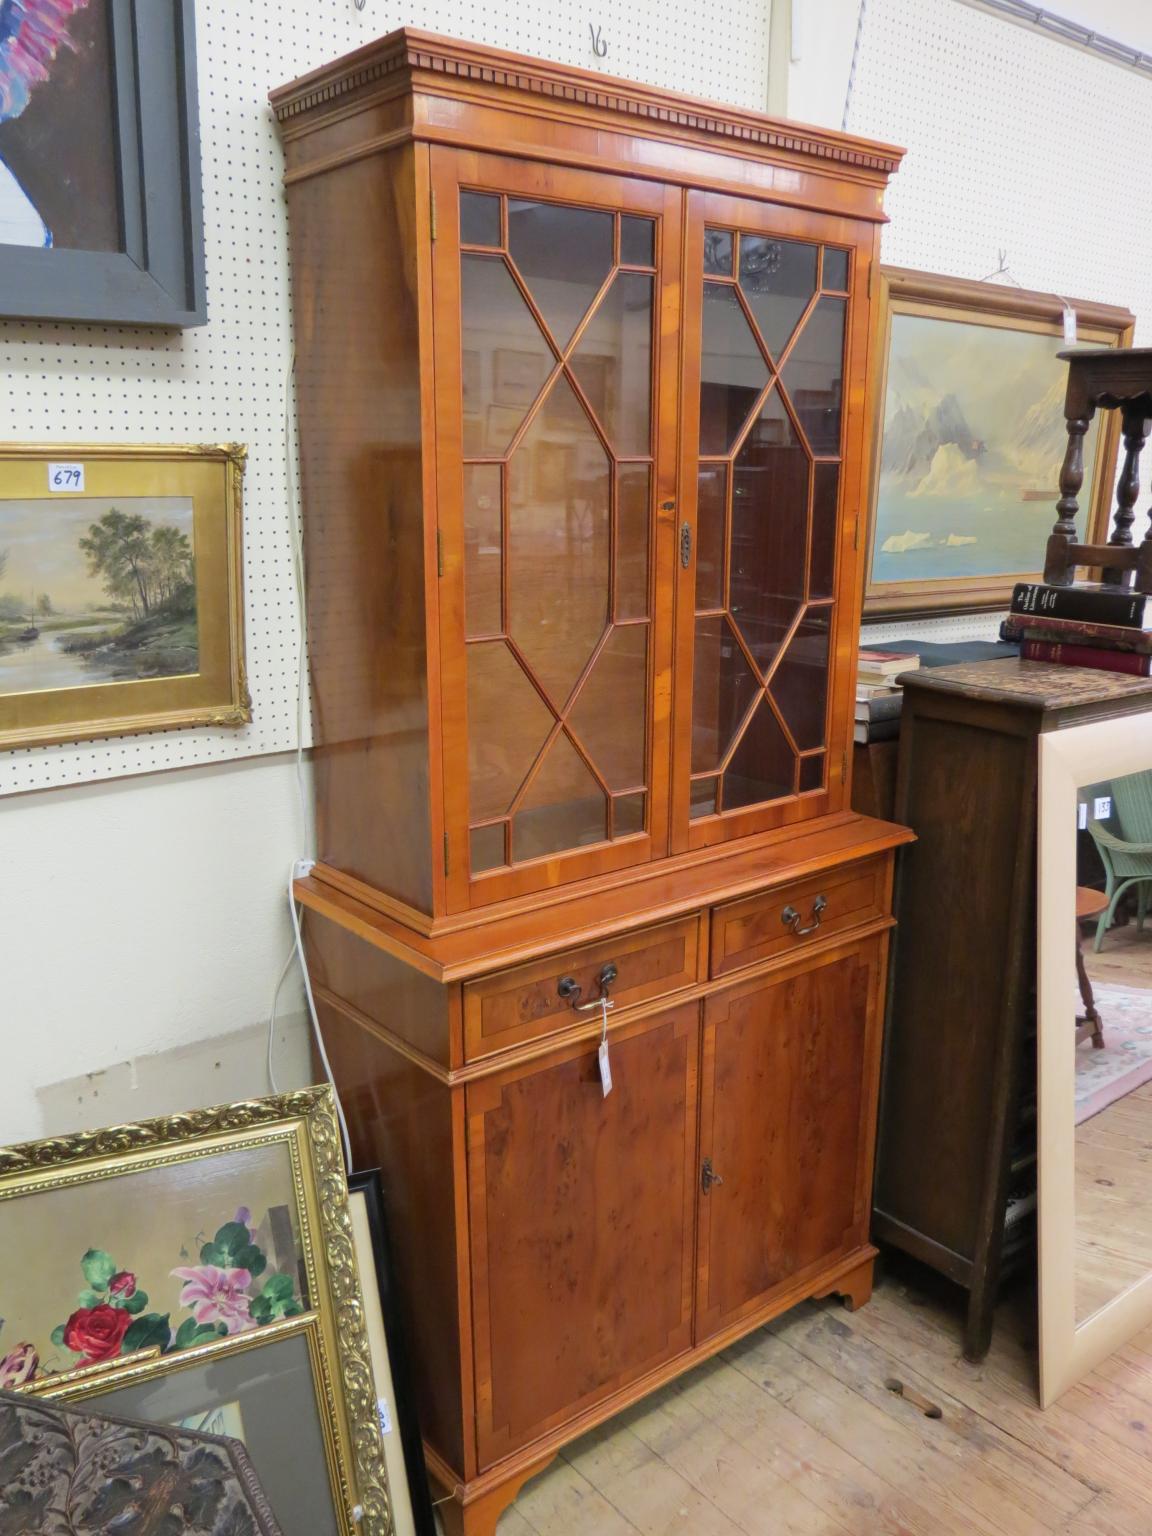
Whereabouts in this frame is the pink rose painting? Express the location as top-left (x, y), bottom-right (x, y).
top-left (29, 1208), bottom-right (306, 1382)
top-left (171, 1265), bottom-right (255, 1336)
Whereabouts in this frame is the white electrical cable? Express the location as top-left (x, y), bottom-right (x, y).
top-left (289, 860), bottom-right (353, 1171)
top-left (842, 0), bottom-right (869, 132)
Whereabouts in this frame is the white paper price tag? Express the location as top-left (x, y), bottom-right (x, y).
top-left (377, 1396), bottom-right (393, 1435)
top-left (1063, 306), bottom-right (1077, 345)
top-left (48, 462), bottom-right (84, 493)
top-left (598, 996), bottom-right (613, 1097)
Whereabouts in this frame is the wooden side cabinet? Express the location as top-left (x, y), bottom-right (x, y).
top-left (273, 30), bottom-right (912, 1534)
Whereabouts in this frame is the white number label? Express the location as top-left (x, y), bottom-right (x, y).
top-left (48, 462), bottom-right (85, 493)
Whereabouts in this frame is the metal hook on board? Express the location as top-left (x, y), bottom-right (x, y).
top-left (590, 23), bottom-right (608, 57)
top-left (354, 0), bottom-right (367, 10)
top-left (979, 249), bottom-right (1078, 342)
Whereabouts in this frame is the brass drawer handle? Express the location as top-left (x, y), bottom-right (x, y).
top-left (781, 894), bottom-right (828, 937)
top-left (557, 962), bottom-right (618, 1012)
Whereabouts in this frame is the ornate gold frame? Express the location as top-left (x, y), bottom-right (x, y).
top-left (864, 269), bottom-right (1134, 616)
top-left (0, 443), bottom-right (250, 749)
top-left (0, 1089), bottom-right (392, 1536)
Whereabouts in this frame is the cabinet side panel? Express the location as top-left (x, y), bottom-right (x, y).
top-left (312, 994), bottom-right (465, 1476)
top-left (875, 710), bottom-right (1030, 1265)
top-left (287, 143), bottom-right (433, 911)
top-left (306, 911), bottom-right (451, 1066)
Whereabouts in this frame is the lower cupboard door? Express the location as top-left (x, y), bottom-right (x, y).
top-left (696, 935), bottom-right (884, 1343)
top-left (466, 1004), bottom-right (699, 1467)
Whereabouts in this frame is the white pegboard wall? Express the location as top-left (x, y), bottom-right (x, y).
top-left (0, 0), bottom-right (772, 796)
top-left (849, 0), bottom-right (1152, 651)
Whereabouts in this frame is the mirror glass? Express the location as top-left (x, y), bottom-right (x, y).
top-left (1073, 767), bottom-right (1152, 1323)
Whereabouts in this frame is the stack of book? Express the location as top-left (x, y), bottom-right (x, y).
top-left (855, 648), bottom-right (920, 744)
top-left (1001, 582), bottom-right (1152, 677)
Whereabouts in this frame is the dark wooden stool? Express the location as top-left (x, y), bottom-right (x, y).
top-left (1045, 348), bottom-right (1152, 590)
top-left (1075, 885), bottom-right (1107, 1050)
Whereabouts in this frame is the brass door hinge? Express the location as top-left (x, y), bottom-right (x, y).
top-left (841, 749), bottom-right (848, 782)
top-left (436, 527), bottom-right (444, 577)
top-left (443, 832), bottom-right (449, 875)
top-left (430, 187), bottom-right (437, 241)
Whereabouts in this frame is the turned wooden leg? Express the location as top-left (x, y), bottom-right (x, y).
top-left (432, 1454), bottom-right (555, 1536)
top-left (815, 1253), bottom-right (875, 1313)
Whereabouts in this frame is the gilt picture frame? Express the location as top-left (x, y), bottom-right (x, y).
top-left (0, 443), bottom-right (249, 750)
top-left (0, 0), bottom-right (206, 327)
top-left (864, 268), bottom-right (1133, 616)
top-left (0, 1088), bottom-right (392, 1536)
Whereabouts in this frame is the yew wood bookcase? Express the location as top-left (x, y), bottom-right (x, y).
top-left (273, 33), bottom-right (912, 1535)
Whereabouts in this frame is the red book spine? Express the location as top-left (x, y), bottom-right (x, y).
top-left (1020, 638), bottom-right (1152, 676)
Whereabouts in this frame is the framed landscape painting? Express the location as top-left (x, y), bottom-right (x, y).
top-left (0, 0), bottom-right (205, 325)
top-left (0, 443), bottom-right (248, 749)
top-left (864, 268), bottom-right (1133, 615)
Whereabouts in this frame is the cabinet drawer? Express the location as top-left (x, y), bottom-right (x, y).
top-left (464, 914), bottom-right (703, 1061)
top-left (710, 857), bottom-right (887, 978)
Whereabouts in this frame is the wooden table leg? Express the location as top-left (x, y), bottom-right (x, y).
top-left (1075, 925), bottom-right (1105, 1050)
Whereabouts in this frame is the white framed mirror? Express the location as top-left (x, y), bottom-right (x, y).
top-left (1039, 711), bottom-right (1152, 1405)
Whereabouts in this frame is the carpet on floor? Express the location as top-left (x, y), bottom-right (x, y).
top-left (1076, 980), bottom-right (1152, 1124)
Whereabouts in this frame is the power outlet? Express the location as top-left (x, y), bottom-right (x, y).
top-left (1094, 796), bottom-right (1112, 820)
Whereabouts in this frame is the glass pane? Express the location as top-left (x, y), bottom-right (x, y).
top-left (724, 695), bottom-right (795, 810)
top-left (507, 372), bottom-right (610, 705)
top-left (617, 466), bottom-right (650, 621)
top-left (508, 199), bottom-right (614, 348)
top-left (690, 777), bottom-right (718, 818)
top-left (614, 791), bottom-right (645, 836)
top-left (467, 641), bottom-right (554, 822)
top-left (568, 625), bottom-right (647, 790)
top-left (464, 463), bottom-right (502, 637)
top-left (512, 732), bottom-right (607, 861)
top-left (738, 236), bottom-right (817, 362)
top-left (703, 228), bottom-right (733, 277)
top-left (570, 271), bottom-right (653, 456)
top-left (470, 822), bottom-right (506, 873)
top-left (696, 464), bottom-right (727, 611)
top-left (810, 463), bottom-right (840, 600)
top-left (699, 284), bottom-right (769, 456)
top-left (692, 615), bottom-right (759, 774)
top-left (823, 248), bottom-right (849, 291)
top-left (731, 388), bottom-right (809, 672)
top-left (770, 607), bottom-right (831, 751)
top-left (621, 215), bottom-right (655, 266)
top-left (783, 295), bottom-right (847, 455)
top-left (460, 191), bottom-right (501, 247)
top-left (461, 255), bottom-right (554, 456)
top-left (799, 754), bottom-right (825, 793)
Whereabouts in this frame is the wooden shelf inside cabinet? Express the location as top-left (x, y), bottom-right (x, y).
top-left (274, 31), bottom-right (905, 1536)
top-left (874, 658), bottom-right (1152, 1362)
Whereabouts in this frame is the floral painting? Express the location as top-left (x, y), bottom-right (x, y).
top-left (0, 1143), bottom-right (309, 1388)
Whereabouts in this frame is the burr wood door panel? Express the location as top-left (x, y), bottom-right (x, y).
top-left (466, 1004), bottom-right (699, 1468)
top-left (696, 935), bottom-right (884, 1342)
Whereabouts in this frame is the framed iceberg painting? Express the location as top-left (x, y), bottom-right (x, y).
top-left (863, 268), bottom-right (1133, 615)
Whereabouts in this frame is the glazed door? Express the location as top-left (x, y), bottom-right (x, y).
top-left (696, 935), bottom-right (884, 1342)
top-left (466, 1004), bottom-right (699, 1468)
top-left (432, 149), bottom-right (681, 910)
top-left (673, 193), bottom-right (874, 850)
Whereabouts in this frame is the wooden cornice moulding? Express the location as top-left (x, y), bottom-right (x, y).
top-left (270, 26), bottom-right (905, 179)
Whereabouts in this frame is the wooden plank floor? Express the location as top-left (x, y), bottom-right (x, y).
top-left (482, 1264), bottom-right (1152, 1535)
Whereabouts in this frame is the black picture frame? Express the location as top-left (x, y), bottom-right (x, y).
top-left (348, 1168), bottom-right (437, 1536)
top-left (0, 0), bottom-right (206, 327)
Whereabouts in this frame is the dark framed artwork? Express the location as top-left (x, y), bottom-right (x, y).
top-left (348, 1170), bottom-right (436, 1536)
top-left (0, 0), bottom-right (205, 326)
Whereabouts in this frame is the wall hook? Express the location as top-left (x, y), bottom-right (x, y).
top-left (354, 0), bottom-right (367, 10)
top-left (590, 23), bottom-right (608, 58)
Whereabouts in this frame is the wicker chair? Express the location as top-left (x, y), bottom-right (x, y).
top-left (1088, 770), bottom-right (1152, 951)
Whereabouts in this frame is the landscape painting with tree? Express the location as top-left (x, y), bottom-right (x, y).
top-left (0, 496), bottom-right (198, 696)
top-left (0, 444), bottom-right (248, 750)
top-left (865, 270), bottom-right (1131, 614)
